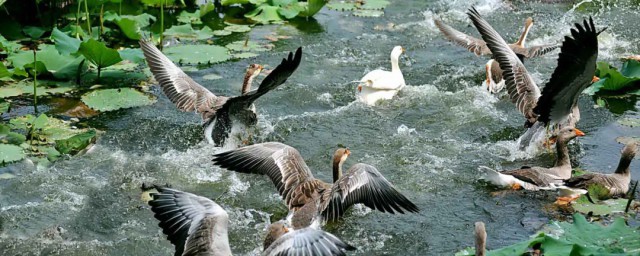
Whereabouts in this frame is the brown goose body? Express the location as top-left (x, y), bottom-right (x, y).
top-left (565, 143), bottom-right (637, 197)
top-left (212, 143), bottom-right (419, 228)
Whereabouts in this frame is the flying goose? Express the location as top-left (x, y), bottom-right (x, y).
top-left (146, 186), bottom-right (355, 256)
top-left (434, 17), bottom-right (559, 93)
top-left (480, 126), bottom-right (585, 190)
top-left (139, 39), bottom-right (302, 146)
top-left (212, 142), bottom-right (419, 228)
top-left (475, 222), bottom-right (486, 256)
top-left (357, 46), bottom-right (406, 105)
top-left (466, 8), bottom-right (601, 129)
top-left (563, 142), bottom-right (637, 198)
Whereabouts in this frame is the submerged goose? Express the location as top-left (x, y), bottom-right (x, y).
top-left (146, 186), bottom-right (355, 256)
top-left (212, 142), bottom-right (419, 228)
top-left (480, 126), bottom-right (585, 190)
top-left (563, 142), bottom-right (637, 198)
top-left (357, 46), bottom-right (406, 105)
top-left (466, 8), bottom-right (602, 152)
top-left (475, 222), bottom-right (486, 256)
top-left (140, 39), bottom-right (302, 146)
top-left (434, 17), bottom-right (559, 93)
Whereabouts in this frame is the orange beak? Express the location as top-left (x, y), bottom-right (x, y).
top-left (574, 128), bottom-right (585, 137)
top-left (591, 76), bottom-right (600, 83)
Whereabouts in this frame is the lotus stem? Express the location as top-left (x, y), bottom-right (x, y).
top-left (625, 181), bottom-right (637, 213)
top-left (76, 1), bottom-right (81, 39)
top-left (100, 4), bottom-right (104, 37)
top-left (84, 0), bottom-right (91, 35)
top-left (160, 0), bottom-right (165, 51)
top-left (33, 49), bottom-right (38, 114)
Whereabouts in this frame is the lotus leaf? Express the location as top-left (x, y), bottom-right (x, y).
top-left (467, 213), bottom-right (640, 255)
top-left (213, 30), bottom-right (232, 36)
top-left (0, 100), bottom-right (8, 114)
top-left (274, 0), bottom-right (304, 19)
top-left (199, 2), bottom-right (217, 17)
top-left (0, 80), bottom-right (75, 98)
top-left (24, 61), bottom-right (48, 77)
top-left (78, 38), bottom-right (123, 76)
top-left (224, 25), bottom-right (252, 33)
top-left (164, 45), bottom-right (231, 65)
top-left (0, 144), bottom-right (25, 164)
top-left (8, 45), bottom-right (82, 80)
top-left (55, 130), bottom-right (96, 155)
top-left (573, 198), bottom-right (628, 216)
top-left (327, 2), bottom-right (356, 11)
top-left (141, 0), bottom-right (177, 7)
top-left (221, 0), bottom-right (250, 5)
top-left (0, 35), bottom-right (20, 53)
top-left (245, 4), bottom-right (284, 24)
top-left (358, 0), bottom-right (390, 10)
top-left (104, 12), bottom-right (156, 40)
top-left (38, 146), bottom-right (61, 161)
top-left (0, 61), bottom-right (11, 78)
top-left (23, 26), bottom-right (46, 39)
top-left (618, 117), bottom-right (640, 127)
top-left (586, 61), bottom-right (640, 95)
top-left (81, 88), bottom-right (156, 111)
top-left (163, 24), bottom-right (213, 40)
top-left (298, 0), bottom-right (328, 17)
top-left (233, 52), bottom-right (259, 59)
top-left (177, 10), bottom-right (202, 24)
top-left (118, 48), bottom-right (145, 64)
top-left (50, 28), bottom-right (81, 56)
top-left (225, 40), bottom-right (272, 52)
top-left (0, 124), bottom-right (26, 145)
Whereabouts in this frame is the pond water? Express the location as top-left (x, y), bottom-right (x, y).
top-left (2, 0), bottom-right (640, 255)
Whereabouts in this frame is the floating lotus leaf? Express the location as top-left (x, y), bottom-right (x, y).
top-left (245, 4), bottom-right (284, 24)
top-left (224, 25), bottom-right (252, 33)
top-left (233, 52), bottom-right (259, 59)
top-left (0, 35), bottom-right (20, 53)
top-left (274, 0), bottom-right (304, 19)
top-left (358, 0), bottom-right (390, 10)
top-left (221, 0), bottom-right (250, 5)
top-left (23, 26), bottom-right (46, 39)
top-left (164, 24), bottom-right (213, 40)
top-left (203, 74), bottom-right (223, 80)
top-left (573, 198), bottom-right (628, 216)
top-left (177, 10), bottom-right (202, 24)
top-left (164, 45), bottom-right (231, 65)
top-left (0, 144), bottom-right (25, 163)
top-left (199, 2), bottom-right (217, 17)
top-left (0, 62), bottom-right (12, 78)
top-left (0, 85), bottom-right (24, 98)
top-left (106, 61), bottom-right (138, 71)
top-left (618, 117), bottom-right (640, 127)
top-left (140, 0), bottom-right (177, 7)
top-left (353, 9), bottom-right (384, 17)
top-left (479, 213), bottom-right (640, 255)
top-left (50, 28), bottom-right (81, 56)
top-left (225, 40), bottom-right (272, 52)
top-left (81, 88), bottom-right (156, 112)
top-left (55, 130), bottom-right (96, 155)
top-left (328, 2), bottom-right (356, 11)
top-left (104, 12), bottom-right (156, 40)
top-left (0, 100), bottom-right (8, 114)
top-left (213, 30), bottom-right (232, 36)
top-left (0, 124), bottom-right (25, 145)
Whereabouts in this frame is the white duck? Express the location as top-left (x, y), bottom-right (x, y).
top-left (357, 46), bottom-right (406, 105)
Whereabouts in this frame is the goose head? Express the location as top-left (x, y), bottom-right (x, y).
top-left (332, 147), bottom-right (351, 182)
top-left (391, 46), bottom-right (405, 61)
top-left (549, 126), bottom-right (585, 144)
top-left (263, 221), bottom-right (289, 250)
top-left (242, 64), bottom-right (264, 95)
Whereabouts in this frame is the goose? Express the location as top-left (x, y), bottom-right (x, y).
top-left (139, 39), bottom-right (302, 146)
top-left (562, 142), bottom-right (637, 198)
top-left (466, 8), bottom-right (602, 151)
top-left (480, 126), bottom-right (585, 190)
top-left (475, 222), bottom-right (486, 256)
top-left (212, 142), bottom-right (419, 228)
top-left (434, 17), bottom-right (559, 93)
top-left (146, 186), bottom-right (356, 256)
top-left (356, 46), bottom-right (406, 105)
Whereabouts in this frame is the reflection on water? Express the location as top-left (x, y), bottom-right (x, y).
top-left (2, 0), bottom-right (640, 255)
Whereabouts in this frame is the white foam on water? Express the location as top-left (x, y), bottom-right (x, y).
top-left (228, 173), bottom-right (251, 195)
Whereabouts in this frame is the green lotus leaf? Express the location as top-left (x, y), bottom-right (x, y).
top-left (586, 61), bottom-right (640, 95)
top-left (199, 2), bottom-right (217, 17)
top-left (0, 100), bottom-right (8, 114)
top-left (274, 0), bottom-right (304, 19)
top-left (118, 48), bottom-right (145, 64)
top-left (78, 38), bottom-right (123, 70)
top-left (225, 40), bottom-right (272, 52)
top-left (233, 52), bottom-right (259, 59)
top-left (0, 35), bottom-right (21, 53)
top-left (55, 130), bottom-right (96, 155)
top-left (164, 24), bottom-right (213, 40)
top-left (298, 0), bottom-right (328, 17)
top-left (327, 2), bottom-right (356, 11)
top-left (81, 88), bottom-right (156, 112)
top-left (573, 198), bottom-right (628, 216)
top-left (221, 0), bottom-right (249, 5)
top-left (177, 10), bottom-right (202, 24)
top-left (8, 45), bottom-right (82, 80)
top-left (358, 0), bottom-right (390, 10)
top-left (245, 4), bottom-right (284, 24)
top-left (140, 0), bottom-right (177, 7)
top-left (0, 61), bottom-right (11, 78)
top-left (50, 27), bottom-right (81, 56)
top-left (0, 144), bottom-right (25, 164)
top-left (213, 30), bottom-right (232, 36)
top-left (353, 9), bottom-right (384, 17)
top-left (22, 26), bottom-right (46, 39)
top-left (164, 44), bottom-right (231, 65)
top-left (104, 12), bottom-right (156, 40)
top-left (224, 24), bottom-right (252, 33)
top-left (0, 124), bottom-right (25, 145)
top-left (24, 61), bottom-right (48, 77)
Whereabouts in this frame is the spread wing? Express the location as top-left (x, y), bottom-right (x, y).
top-left (148, 186), bottom-right (230, 256)
top-left (139, 39), bottom-right (222, 119)
top-left (321, 163), bottom-right (419, 221)
top-left (224, 47), bottom-right (302, 110)
top-left (501, 167), bottom-right (561, 187)
top-left (434, 19), bottom-right (491, 56)
top-left (467, 8), bottom-right (541, 124)
top-left (212, 142), bottom-right (315, 209)
top-left (521, 44), bottom-right (561, 58)
top-left (533, 18), bottom-right (600, 125)
top-left (263, 228), bottom-right (356, 256)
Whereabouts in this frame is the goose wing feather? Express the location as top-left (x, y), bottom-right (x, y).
top-left (263, 228), bottom-right (356, 256)
top-left (435, 19), bottom-right (492, 56)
